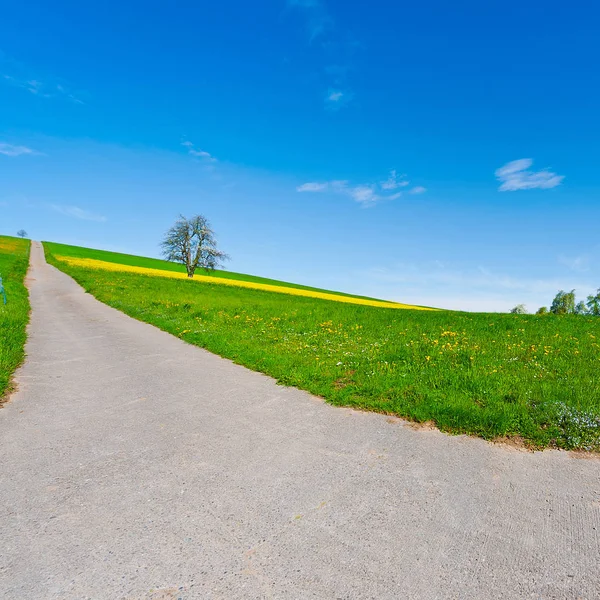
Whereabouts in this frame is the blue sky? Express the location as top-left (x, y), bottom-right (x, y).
top-left (1, 0), bottom-right (598, 311)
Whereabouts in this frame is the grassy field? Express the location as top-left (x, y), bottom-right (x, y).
top-left (51, 255), bottom-right (434, 311)
top-left (45, 242), bottom-right (600, 451)
top-left (0, 236), bottom-right (30, 401)
top-left (45, 241), bottom-right (425, 305)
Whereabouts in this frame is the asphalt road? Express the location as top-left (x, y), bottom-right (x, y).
top-left (1, 242), bottom-right (599, 599)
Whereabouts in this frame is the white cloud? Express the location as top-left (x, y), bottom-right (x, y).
top-left (0, 142), bottom-right (38, 157)
top-left (325, 88), bottom-right (353, 110)
top-left (381, 169), bottom-right (409, 190)
top-left (409, 186), bottom-right (427, 194)
top-left (296, 180), bottom-right (349, 193)
top-left (2, 73), bottom-right (84, 104)
top-left (558, 254), bottom-right (590, 272)
top-left (51, 204), bottom-right (107, 222)
top-left (181, 140), bottom-right (217, 162)
top-left (496, 158), bottom-right (564, 191)
top-left (348, 185), bottom-right (379, 206)
top-left (296, 170), bottom-right (424, 206)
top-left (297, 182), bottom-right (328, 192)
top-left (189, 149), bottom-right (213, 159)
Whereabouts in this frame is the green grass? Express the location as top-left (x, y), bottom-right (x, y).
top-left (44, 242), bottom-right (600, 451)
top-left (43, 241), bottom-right (401, 304)
top-left (0, 236), bottom-right (31, 401)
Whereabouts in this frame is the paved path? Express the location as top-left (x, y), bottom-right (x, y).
top-left (1, 242), bottom-right (599, 600)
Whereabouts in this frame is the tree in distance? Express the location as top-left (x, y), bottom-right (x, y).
top-left (161, 214), bottom-right (229, 278)
top-left (16, 230), bottom-right (27, 238)
top-left (525, 289), bottom-right (600, 317)
top-left (510, 304), bottom-right (528, 314)
top-left (587, 289), bottom-right (600, 316)
top-left (550, 289), bottom-right (576, 315)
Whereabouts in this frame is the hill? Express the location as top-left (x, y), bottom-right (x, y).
top-left (44, 241), bottom-right (432, 309)
top-left (43, 240), bottom-right (600, 451)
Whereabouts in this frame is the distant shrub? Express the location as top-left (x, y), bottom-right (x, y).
top-left (510, 304), bottom-right (527, 314)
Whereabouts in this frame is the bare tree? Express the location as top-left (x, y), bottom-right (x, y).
top-left (16, 229), bottom-right (27, 238)
top-left (161, 214), bottom-right (229, 278)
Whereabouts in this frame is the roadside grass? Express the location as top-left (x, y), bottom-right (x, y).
top-left (0, 236), bottom-right (30, 401)
top-left (45, 243), bottom-right (600, 451)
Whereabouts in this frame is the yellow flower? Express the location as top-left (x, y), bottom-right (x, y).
top-left (54, 256), bottom-right (436, 311)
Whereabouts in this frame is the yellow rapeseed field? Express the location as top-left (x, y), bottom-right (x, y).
top-left (54, 256), bottom-right (434, 310)
top-left (0, 239), bottom-right (22, 253)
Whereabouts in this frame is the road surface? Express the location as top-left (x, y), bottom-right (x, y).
top-left (1, 242), bottom-right (599, 599)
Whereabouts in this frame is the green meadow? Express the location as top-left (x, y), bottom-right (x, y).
top-left (0, 236), bottom-right (30, 401)
top-left (46, 241), bottom-right (392, 303)
top-left (45, 241), bottom-right (600, 451)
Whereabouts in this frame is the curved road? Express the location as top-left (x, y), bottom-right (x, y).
top-left (1, 242), bottom-right (599, 599)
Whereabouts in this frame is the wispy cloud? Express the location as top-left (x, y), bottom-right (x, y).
top-left (297, 169), bottom-right (424, 207)
top-left (325, 88), bottom-right (353, 110)
top-left (348, 185), bottom-right (379, 205)
top-left (287, 0), bottom-right (332, 42)
top-left (495, 158), bottom-right (564, 192)
top-left (297, 182), bottom-right (329, 192)
top-left (2, 73), bottom-right (84, 104)
top-left (287, 1), bottom-right (358, 109)
top-left (410, 186), bottom-right (427, 195)
top-left (0, 50), bottom-right (84, 103)
top-left (558, 254), bottom-right (590, 273)
top-left (0, 142), bottom-right (39, 157)
top-left (380, 169), bottom-right (409, 190)
top-left (51, 204), bottom-right (107, 222)
top-left (181, 140), bottom-right (217, 162)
